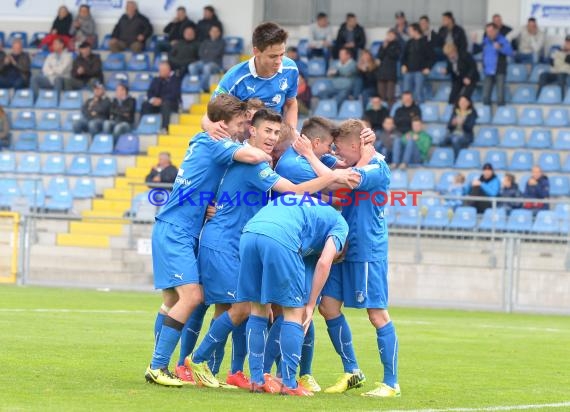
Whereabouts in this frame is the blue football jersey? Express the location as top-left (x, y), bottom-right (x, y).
top-left (212, 57), bottom-right (299, 114)
top-left (275, 147), bottom-right (337, 184)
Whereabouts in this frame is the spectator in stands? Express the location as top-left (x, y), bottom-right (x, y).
top-left (523, 166), bottom-right (550, 212)
top-left (391, 117), bottom-right (432, 169)
top-left (142, 62), bottom-right (181, 131)
top-left (327, 47), bottom-right (357, 106)
top-left (188, 25), bottom-right (225, 92)
top-left (443, 43), bottom-right (479, 104)
top-left (393, 11), bottom-right (409, 47)
top-left (168, 26), bottom-right (200, 76)
top-left (481, 23), bottom-right (513, 106)
top-left (63, 41), bottom-right (102, 90)
top-left (30, 38), bottom-right (72, 99)
top-left (401, 23), bottom-right (434, 103)
top-left (363, 96), bottom-right (388, 131)
top-left (466, 163), bottom-right (500, 213)
top-left (39, 6), bottom-right (73, 51)
top-left (444, 173), bottom-right (466, 209)
top-left (145, 152), bottom-right (178, 188)
top-left (492, 14), bottom-right (512, 37)
top-left (197, 5), bottom-right (224, 42)
top-left (499, 173), bottom-right (522, 213)
top-left (537, 35), bottom-right (570, 99)
top-left (73, 81), bottom-right (110, 135)
top-left (374, 116), bottom-right (399, 163)
top-left (445, 96), bottom-right (477, 157)
top-left (509, 17), bottom-right (545, 64)
top-left (376, 29), bottom-right (401, 107)
top-left (419, 15), bottom-right (443, 60)
top-left (286, 46), bottom-right (308, 79)
top-left (334, 13), bottom-right (366, 59)
top-left (297, 74), bottom-right (311, 115)
top-left (0, 39), bottom-right (31, 89)
top-left (103, 83), bottom-right (136, 142)
top-left (309, 12), bottom-right (334, 59)
top-left (438, 11), bottom-right (468, 53)
top-left (394, 91), bottom-right (422, 134)
top-left (160, 6), bottom-right (195, 53)
top-left (0, 106), bottom-right (10, 150)
top-left (353, 49), bottom-right (378, 107)
top-left (109, 1), bottom-right (153, 53)
top-left (70, 5), bottom-right (97, 49)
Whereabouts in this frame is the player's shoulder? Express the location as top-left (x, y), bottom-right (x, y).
top-left (281, 57), bottom-right (299, 72)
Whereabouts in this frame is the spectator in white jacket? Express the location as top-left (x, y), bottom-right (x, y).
top-left (308, 12), bottom-right (334, 59)
top-left (510, 17), bottom-right (545, 64)
top-left (30, 37), bottom-right (72, 98)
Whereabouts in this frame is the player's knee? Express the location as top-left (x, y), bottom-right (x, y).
top-left (318, 302), bottom-right (340, 320)
top-left (229, 302), bottom-right (250, 324)
top-left (176, 285), bottom-right (203, 306)
top-left (367, 309), bottom-right (390, 328)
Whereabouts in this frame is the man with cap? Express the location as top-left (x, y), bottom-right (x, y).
top-left (537, 35), bottom-right (570, 99)
top-left (73, 81), bottom-right (111, 135)
top-left (63, 41), bottom-right (103, 90)
top-left (393, 11), bottom-right (409, 46)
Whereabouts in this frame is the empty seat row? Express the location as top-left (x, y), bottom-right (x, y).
top-left (473, 127), bottom-right (570, 149)
top-left (312, 99), bottom-right (363, 120)
top-left (0, 153), bottom-right (118, 176)
top-left (11, 132), bottom-right (140, 154)
top-left (1, 89), bottom-right (84, 109)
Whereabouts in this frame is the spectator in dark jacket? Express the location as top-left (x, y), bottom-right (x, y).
top-left (334, 13), bottom-right (366, 59)
top-left (73, 81), bottom-right (111, 135)
top-left (536, 36), bottom-right (570, 99)
top-left (445, 96), bottom-right (478, 157)
top-left (109, 1), bottom-right (153, 53)
top-left (146, 152), bottom-right (178, 188)
top-left (40, 6), bottom-right (73, 51)
top-left (141, 62), bottom-right (181, 131)
top-left (197, 5), bottom-right (224, 42)
top-left (286, 46), bottom-right (308, 79)
top-left (443, 43), bottom-right (480, 104)
top-left (63, 42), bottom-right (102, 90)
top-left (353, 49), bottom-right (378, 107)
top-left (394, 91), bottom-right (422, 134)
top-left (374, 116), bottom-right (399, 163)
top-left (467, 163), bottom-right (501, 213)
top-left (393, 10), bottom-right (409, 47)
top-left (103, 84), bottom-right (136, 141)
top-left (481, 23), bottom-right (513, 106)
top-left (438, 11), bottom-right (468, 52)
top-left (492, 14), bottom-right (512, 37)
top-left (376, 29), bottom-right (401, 107)
top-left (168, 26), bottom-right (200, 75)
top-left (157, 6), bottom-right (196, 54)
top-left (401, 23), bottom-right (434, 103)
top-left (0, 39), bottom-right (31, 89)
top-left (499, 173), bottom-right (522, 213)
top-left (0, 106), bottom-right (11, 150)
top-left (188, 25), bottom-right (225, 92)
top-left (523, 166), bottom-right (550, 212)
top-left (420, 15), bottom-right (443, 60)
top-left (363, 96), bottom-right (389, 131)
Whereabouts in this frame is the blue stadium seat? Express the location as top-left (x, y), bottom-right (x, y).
top-left (35, 90), bottom-right (58, 109)
top-left (538, 152), bottom-right (561, 172)
top-left (136, 94), bottom-right (147, 112)
top-left (147, 34), bottom-right (167, 51)
top-left (21, 180), bottom-right (45, 209)
top-left (14, 132), bottom-right (38, 151)
top-left (449, 206), bottom-right (477, 230)
top-left (425, 124), bottom-right (447, 146)
top-left (419, 103), bottom-right (439, 123)
top-left (389, 101), bottom-right (401, 117)
top-left (105, 72), bottom-right (129, 90)
top-left (507, 209), bottom-right (533, 232)
top-left (0, 89), bottom-right (10, 106)
top-left (554, 203), bottom-right (570, 221)
top-left (420, 196), bottom-right (441, 209)
top-left (114, 133), bottom-right (139, 154)
top-left (46, 189), bottom-right (74, 211)
top-left (63, 112), bottom-right (83, 132)
top-left (518, 107), bottom-right (543, 126)
top-left (92, 157), bottom-right (117, 177)
top-left (429, 61), bottom-right (450, 80)
top-left (132, 73), bottom-right (152, 92)
top-left (46, 177), bottom-right (69, 197)
top-left (479, 208), bottom-right (507, 231)
top-left (554, 130), bottom-right (570, 150)
top-left (12, 110), bottom-right (36, 130)
top-left (474, 104), bottom-right (491, 123)
top-left (72, 178), bottom-right (96, 199)
top-left (42, 154), bottom-right (66, 174)
top-left (60, 91), bottom-right (83, 110)
top-left (180, 74), bottom-right (201, 93)
top-left (500, 127), bottom-right (525, 148)
top-left (484, 150), bottom-right (507, 170)
top-left (518, 174), bottom-right (530, 192)
top-left (0, 180), bottom-right (20, 209)
top-left (153, 53), bottom-right (169, 70)
top-left (0, 32), bottom-right (4, 47)
top-left (310, 79), bottom-right (334, 98)
top-left (434, 84), bottom-right (451, 102)
top-left (224, 36), bottom-right (244, 54)
top-left (39, 133), bottom-right (64, 152)
top-left (436, 171), bottom-right (457, 193)
top-left (454, 149), bottom-right (481, 169)
top-left (297, 38), bottom-right (309, 57)
top-left (473, 127), bottom-right (499, 147)
top-left (532, 211), bottom-right (559, 234)
top-left (314, 99), bottom-right (338, 118)
top-left (68, 155), bottom-right (92, 176)
top-left (89, 134), bottom-right (113, 154)
top-left (428, 148), bottom-right (454, 168)
top-left (395, 205), bottom-right (421, 227)
top-left (511, 85), bottom-right (536, 103)
top-left (307, 58), bottom-right (327, 77)
top-left (491, 86), bottom-right (512, 103)
top-left (492, 106), bottom-right (517, 125)
top-left (0, 153), bottom-right (16, 172)
top-left (563, 154), bottom-right (570, 172)
top-left (509, 151), bottom-right (534, 171)
top-left (549, 175), bottom-right (570, 197)
top-left (409, 170), bottom-right (435, 191)
top-left (390, 169), bottom-right (408, 189)
top-left (439, 104), bottom-right (453, 122)
top-left (527, 129), bottom-right (552, 149)
top-left (30, 31), bottom-right (48, 46)
top-left (545, 108), bottom-right (569, 127)
top-left (506, 64), bottom-right (528, 82)
top-left (17, 154), bottom-right (41, 174)
top-left (422, 206), bottom-right (450, 228)
top-left (103, 53), bottom-right (126, 71)
top-left (537, 85), bottom-right (562, 104)
top-left (7, 31), bottom-right (28, 48)
top-left (338, 100), bottom-right (363, 120)
top-left (31, 51), bottom-right (48, 69)
top-left (368, 40), bottom-right (382, 58)
top-left (384, 206), bottom-right (396, 226)
top-left (10, 89), bottom-right (34, 108)
top-left (529, 64), bottom-right (550, 83)
top-left (136, 114), bottom-right (161, 134)
top-left (127, 53), bottom-right (150, 71)
top-left (38, 111), bottom-right (61, 131)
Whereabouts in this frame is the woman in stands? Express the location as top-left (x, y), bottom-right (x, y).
top-left (353, 49), bottom-right (378, 109)
top-left (0, 106), bottom-right (11, 150)
top-left (466, 163), bottom-right (500, 214)
top-left (40, 6), bottom-right (73, 51)
top-left (376, 29), bottom-right (401, 108)
top-left (445, 96), bottom-right (478, 158)
top-left (70, 5), bottom-right (97, 50)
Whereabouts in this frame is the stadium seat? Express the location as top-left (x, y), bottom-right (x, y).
top-left (31, 51), bottom-right (48, 69)
top-left (46, 177), bottom-right (69, 197)
top-left (21, 180), bottom-right (45, 209)
top-left (297, 38), bottom-right (309, 57)
top-left (60, 91), bottom-right (83, 110)
top-left (0, 89), bottom-right (10, 106)
top-left (518, 174), bottom-right (530, 192)
top-left (224, 36), bottom-right (244, 54)
top-left (147, 34), bottom-right (167, 51)
top-left (46, 189), bottom-right (74, 211)
top-left (12, 110), bottom-right (36, 130)
top-left (554, 130), bottom-right (570, 150)
top-left (10, 89), bottom-right (34, 108)
top-left (0, 180), bottom-right (20, 209)
top-left (409, 170), bottom-right (435, 191)
top-left (307, 58), bottom-right (327, 77)
top-left (14, 132), bottom-right (38, 151)
top-left (132, 73), bottom-right (152, 92)
top-left (105, 72), bottom-right (129, 90)
top-left (439, 104), bottom-right (453, 122)
top-left (529, 64), bottom-right (550, 83)
top-left (549, 175), bottom-right (570, 197)
top-left (500, 127), bottom-right (526, 148)
top-left (310, 79), bottom-right (334, 98)
top-left (449, 206), bottom-right (477, 230)
top-left (478, 207), bottom-right (507, 231)
top-left (42, 154), bottom-right (66, 174)
top-left (429, 61), bottom-right (450, 80)
top-left (0, 153), bottom-right (16, 172)
top-left (473, 127), bottom-right (499, 147)
top-left (127, 53), bottom-right (150, 71)
top-left (136, 114), bottom-right (161, 134)
top-left (509, 151), bottom-right (534, 171)
top-left (422, 206), bottom-right (450, 228)
top-left (92, 157), bottom-right (117, 177)
top-left (17, 154), bottom-right (41, 174)
top-left (65, 134), bottom-right (89, 153)
top-left (35, 90), bottom-right (58, 109)
top-left (554, 203), bottom-right (570, 220)
top-left (384, 206), bottom-right (396, 226)
top-left (537, 85), bottom-right (562, 104)
top-left (7, 31), bottom-right (28, 48)
top-left (506, 209), bottom-right (533, 232)
top-left (433, 84), bottom-right (451, 102)
top-left (30, 31), bottom-right (47, 46)
top-left (313, 99), bottom-right (338, 118)
top-left (180, 74), bottom-right (201, 93)
top-left (39, 133), bottom-right (64, 152)
top-left (420, 197), bottom-right (441, 209)
top-left (38, 111), bottom-right (61, 130)
top-left (511, 85), bottom-right (536, 103)
top-left (337, 100), bottom-right (363, 120)
top-left (484, 150), bottom-right (507, 170)
top-left (490, 86), bottom-right (512, 103)
top-left (419, 103), bottom-right (439, 123)
top-left (492, 106), bottom-right (517, 125)
top-left (114, 133), bottom-right (140, 154)
top-left (506, 64), bottom-right (528, 82)
top-left (390, 169), bottom-right (408, 189)
top-left (532, 211), bottom-right (559, 234)
top-left (538, 152), bottom-right (561, 172)
top-left (563, 154), bottom-right (570, 172)
top-left (454, 149), bottom-right (481, 169)
top-left (89, 134), bottom-right (113, 154)
top-left (136, 94), bottom-right (147, 112)
top-left (545, 108), bottom-right (569, 127)
top-left (436, 171), bottom-right (457, 193)
top-left (395, 205), bottom-right (421, 227)
top-left (425, 124), bottom-right (447, 146)
top-left (518, 107), bottom-right (543, 126)
top-left (103, 53), bottom-right (126, 71)
top-left (153, 53), bottom-right (169, 71)
top-left (474, 104), bottom-right (491, 123)
top-left (527, 129), bottom-right (552, 149)
top-left (389, 101), bottom-right (402, 117)
top-left (368, 40), bottom-right (382, 58)
top-left (68, 155), bottom-right (92, 176)
top-left (428, 148), bottom-right (454, 168)
top-left (72, 178), bottom-right (96, 199)
top-left (63, 112), bottom-right (83, 132)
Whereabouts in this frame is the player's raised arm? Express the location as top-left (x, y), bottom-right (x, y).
top-left (233, 146), bottom-right (272, 164)
top-left (273, 168), bottom-right (360, 195)
top-left (283, 97), bottom-right (298, 129)
top-left (201, 114), bottom-right (230, 140)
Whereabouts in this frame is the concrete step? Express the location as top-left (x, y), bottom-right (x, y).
top-left (125, 167), bottom-right (150, 179)
top-left (34, 219), bottom-right (70, 233)
top-left (30, 257), bottom-right (145, 272)
top-left (26, 270), bottom-right (153, 286)
top-left (168, 124), bottom-right (201, 136)
top-left (57, 233), bottom-right (110, 248)
top-left (158, 135), bottom-right (193, 147)
top-left (190, 103), bottom-right (207, 115)
top-left (69, 221), bottom-right (126, 236)
top-left (32, 244), bottom-right (116, 259)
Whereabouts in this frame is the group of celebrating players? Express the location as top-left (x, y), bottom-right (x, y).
top-left (144, 21), bottom-right (400, 398)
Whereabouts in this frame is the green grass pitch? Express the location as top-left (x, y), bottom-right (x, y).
top-left (1, 285), bottom-right (570, 411)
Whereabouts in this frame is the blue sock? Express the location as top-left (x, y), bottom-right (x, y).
top-left (153, 312), bottom-right (165, 350)
top-left (279, 321), bottom-right (304, 389)
top-left (177, 303), bottom-right (209, 366)
top-left (208, 318), bottom-right (229, 375)
top-left (263, 315), bottom-right (283, 374)
top-left (325, 314), bottom-right (359, 372)
top-left (299, 320), bottom-right (315, 376)
top-left (246, 315), bottom-right (268, 385)
top-left (377, 321), bottom-right (398, 388)
top-left (151, 316), bottom-right (184, 370)
top-left (192, 311), bottom-right (234, 364)
top-left (231, 319), bottom-right (247, 374)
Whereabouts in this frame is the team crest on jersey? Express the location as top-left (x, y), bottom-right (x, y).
top-left (259, 167), bottom-right (272, 179)
top-left (223, 140), bottom-right (234, 148)
top-left (271, 94), bottom-right (282, 105)
top-left (279, 78), bottom-right (288, 91)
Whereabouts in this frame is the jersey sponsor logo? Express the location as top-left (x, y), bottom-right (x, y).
top-left (246, 85), bottom-right (256, 93)
top-left (271, 94), bottom-right (282, 105)
top-left (259, 167), bottom-right (273, 179)
top-left (227, 291), bottom-right (236, 299)
top-left (279, 78), bottom-right (288, 91)
top-left (177, 168), bottom-right (184, 176)
top-left (173, 273), bottom-right (183, 280)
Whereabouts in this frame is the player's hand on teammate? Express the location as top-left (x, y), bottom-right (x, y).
top-left (357, 138), bottom-right (376, 167)
top-left (302, 305), bottom-right (315, 334)
top-left (207, 121), bottom-right (231, 140)
top-left (205, 204), bottom-right (217, 220)
top-left (292, 133), bottom-right (313, 158)
top-left (332, 168), bottom-right (361, 189)
top-left (360, 127), bottom-right (376, 145)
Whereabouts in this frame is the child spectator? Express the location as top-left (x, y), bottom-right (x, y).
top-left (499, 173), bottom-right (522, 213)
top-left (444, 173), bottom-right (466, 209)
top-left (394, 91), bottom-right (422, 134)
top-left (391, 117), bottom-right (432, 169)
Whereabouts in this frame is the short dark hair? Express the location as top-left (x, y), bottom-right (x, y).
top-left (402, 90), bottom-right (413, 96)
top-left (116, 83), bottom-right (129, 93)
top-left (317, 12), bottom-right (327, 19)
top-left (252, 22), bottom-right (288, 52)
top-left (410, 23), bottom-right (421, 34)
top-left (419, 15), bottom-right (429, 22)
top-left (301, 116), bottom-right (338, 141)
top-left (287, 46), bottom-right (298, 53)
top-left (338, 47), bottom-right (351, 55)
top-left (204, 5), bottom-right (215, 14)
top-left (79, 4), bottom-right (90, 10)
top-left (486, 22), bottom-right (498, 30)
top-left (207, 94), bottom-right (248, 123)
top-left (251, 108), bottom-right (282, 127)
top-left (177, 6), bottom-right (186, 12)
top-left (528, 17), bottom-right (537, 23)
top-left (442, 11), bottom-right (454, 20)
top-left (346, 13), bottom-right (356, 19)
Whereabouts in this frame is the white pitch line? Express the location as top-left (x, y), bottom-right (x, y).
top-left (0, 308), bottom-right (149, 314)
top-left (384, 401), bottom-right (570, 412)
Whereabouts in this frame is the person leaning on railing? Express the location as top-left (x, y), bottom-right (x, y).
top-left (466, 163), bottom-right (500, 213)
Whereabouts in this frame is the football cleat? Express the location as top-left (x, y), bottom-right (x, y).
top-left (184, 355), bottom-right (220, 388)
top-left (226, 370), bottom-right (251, 389)
top-left (175, 365), bottom-right (196, 385)
top-left (217, 381), bottom-right (239, 390)
top-left (323, 370), bottom-right (366, 393)
top-left (145, 365), bottom-right (183, 387)
top-left (280, 384), bottom-right (314, 396)
top-left (263, 373), bottom-right (282, 393)
top-left (298, 374), bottom-right (321, 392)
top-left (361, 382), bottom-right (401, 398)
